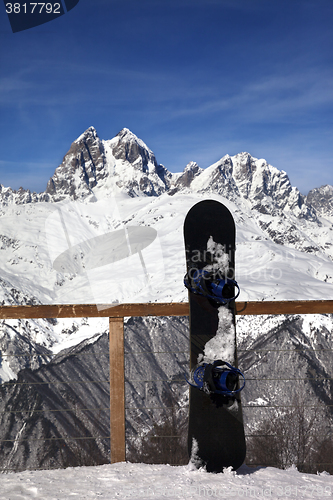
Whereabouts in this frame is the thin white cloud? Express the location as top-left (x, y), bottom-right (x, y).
top-left (158, 66), bottom-right (333, 124)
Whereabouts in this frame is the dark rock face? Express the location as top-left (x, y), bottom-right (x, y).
top-left (111, 128), bottom-right (153, 170)
top-left (173, 162), bottom-right (202, 190)
top-left (107, 128), bottom-right (172, 197)
top-left (307, 185), bottom-right (333, 217)
top-left (207, 157), bottom-right (239, 199)
top-left (0, 332), bottom-right (111, 471)
top-left (45, 127), bottom-right (107, 201)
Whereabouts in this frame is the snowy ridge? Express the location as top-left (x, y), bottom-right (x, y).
top-left (0, 126), bottom-right (330, 216)
top-left (307, 184), bottom-right (333, 217)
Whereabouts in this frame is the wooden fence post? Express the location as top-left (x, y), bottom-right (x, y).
top-left (109, 316), bottom-right (126, 463)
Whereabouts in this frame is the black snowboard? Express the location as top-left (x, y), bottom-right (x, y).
top-left (184, 199), bottom-right (246, 472)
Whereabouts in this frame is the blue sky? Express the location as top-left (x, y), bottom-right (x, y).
top-left (0, 0), bottom-right (332, 195)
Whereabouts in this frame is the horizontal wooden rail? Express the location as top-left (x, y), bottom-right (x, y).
top-left (235, 300), bottom-right (333, 316)
top-left (0, 300), bottom-right (333, 319)
top-left (0, 302), bottom-right (187, 319)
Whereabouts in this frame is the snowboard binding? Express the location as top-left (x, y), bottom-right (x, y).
top-left (186, 360), bottom-right (245, 398)
top-left (184, 269), bottom-right (240, 305)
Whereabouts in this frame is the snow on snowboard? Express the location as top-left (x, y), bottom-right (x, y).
top-left (184, 199), bottom-right (246, 472)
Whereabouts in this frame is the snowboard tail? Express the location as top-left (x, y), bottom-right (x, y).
top-left (184, 200), bottom-right (246, 472)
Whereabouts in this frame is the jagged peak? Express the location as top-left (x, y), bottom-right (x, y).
top-left (231, 152), bottom-right (292, 184)
top-left (171, 161), bottom-right (203, 192)
top-left (306, 184), bottom-right (333, 217)
top-left (184, 161), bottom-right (201, 172)
top-left (234, 151), bottom-right (252, 160)
top-left (111, 128), bottom-right (153, 154)
top-left (74, 126), bottom-right (99, 143)
top-left (308, 184), bottom-right (333, 195)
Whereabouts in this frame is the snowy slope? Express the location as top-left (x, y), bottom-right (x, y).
top-left (0, 191), bottom-right (332, 307)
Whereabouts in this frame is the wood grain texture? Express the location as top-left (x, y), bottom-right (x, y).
top-left (235, 300), bottom-right (333, 316)
top-left (109, 317), bottom-right (126, 463)
top-left (0, 302), bottom-right (189, 319)
top-left (0, 301), bottom-right (333, 319)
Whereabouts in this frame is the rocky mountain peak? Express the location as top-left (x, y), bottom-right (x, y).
top-left (172, 161), bottom-right (203, 192)
top-left (232, 153), bottom-right (290, 203)
top-left (104, 128), bottom-right (172, 197)
top-left (74, 126), bottom-right (99, 143)
top-left (184, 161), bottom-right (202, 175)
top-left (0, 126), bottom-right (330, 222)
top-left (44, 127), bottom-right (107, 201)
top-left (306, 185), bottom-right (333, 217)
top-left (223, 152), bottom-right (312, 217)
top-left (107, 128), bottom-right (156, 173)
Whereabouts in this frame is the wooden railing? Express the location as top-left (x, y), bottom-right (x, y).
top-left (1, 299), bottom-right (333, 464)
top-left (1, 299), bottom-right (333, 319)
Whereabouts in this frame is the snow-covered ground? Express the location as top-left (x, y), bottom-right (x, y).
top-left (1, 462), bottom-right (332, 499)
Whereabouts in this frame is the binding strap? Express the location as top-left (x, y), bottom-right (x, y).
top-left (184, 269), bottom-right (240, 304)
top-left (186, 360), bottom-right (246, 397)
top-left (202, 360), bottom-right (245, 396)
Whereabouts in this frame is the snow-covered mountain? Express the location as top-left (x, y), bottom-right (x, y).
top-left (0, 126), bottom-right (332, 471)
top-left (43, 127), bottom-right (170, 201)
top-left (0, 126), bottom-right (329, 216)
top-left (307, 184), bottom-right (333, 218)
top-left (36, 126), bottom-right (323, 222)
